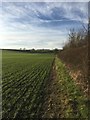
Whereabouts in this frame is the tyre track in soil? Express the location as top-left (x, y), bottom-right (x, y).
top-left (41, 59), bottom-right (63, 118)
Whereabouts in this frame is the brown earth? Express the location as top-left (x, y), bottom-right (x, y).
top-left (40, 60), bottom-right (68, 118)
top-left (40, 61), bottom-right (62, 118)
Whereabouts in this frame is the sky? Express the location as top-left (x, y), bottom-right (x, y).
top-left (0, 2), bottom-right (88, 49)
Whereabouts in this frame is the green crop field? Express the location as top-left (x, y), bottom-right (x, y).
top-left (2, 50), bottom-right (88, 119)
top-left (2, 50), bottom-right (54, 118)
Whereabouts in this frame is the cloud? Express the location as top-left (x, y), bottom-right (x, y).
top-left (0, 2), bottom-right (88, 49)
top-left (2, 2), bottom-right (88, 27)
top-left (2, 0), bottom-right (89, 2)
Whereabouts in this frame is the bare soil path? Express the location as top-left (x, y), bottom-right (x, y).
top-left (41, 61), bottom-right (62, 118)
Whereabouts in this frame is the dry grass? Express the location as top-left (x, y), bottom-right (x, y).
top-left (58, 45), bottom-right (88, 97)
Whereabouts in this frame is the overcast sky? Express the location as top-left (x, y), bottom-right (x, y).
top-left (0, 2), bottom-right (88, 49)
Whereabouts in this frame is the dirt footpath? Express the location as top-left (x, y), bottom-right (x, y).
top-left (41, 62), bottom-right (64, 118)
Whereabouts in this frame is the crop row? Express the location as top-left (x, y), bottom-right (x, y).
top-left (2, 52), bottom-right (54, 118)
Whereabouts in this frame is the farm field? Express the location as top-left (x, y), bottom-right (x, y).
top-left (2, 50), bottom-right (54, 118)
top-left (2, 50), bottom-right (88, 119)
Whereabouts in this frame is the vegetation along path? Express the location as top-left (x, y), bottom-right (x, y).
top-left (41, 57), bottom-right (88, 119)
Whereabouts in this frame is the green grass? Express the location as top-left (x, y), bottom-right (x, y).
top-left (55, 57), bottom-right (88, 119)
top-left (2, 50), bottom-right (54, 118)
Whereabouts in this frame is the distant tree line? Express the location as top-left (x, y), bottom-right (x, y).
top-left (3, 48), bottom-right (59, 54)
